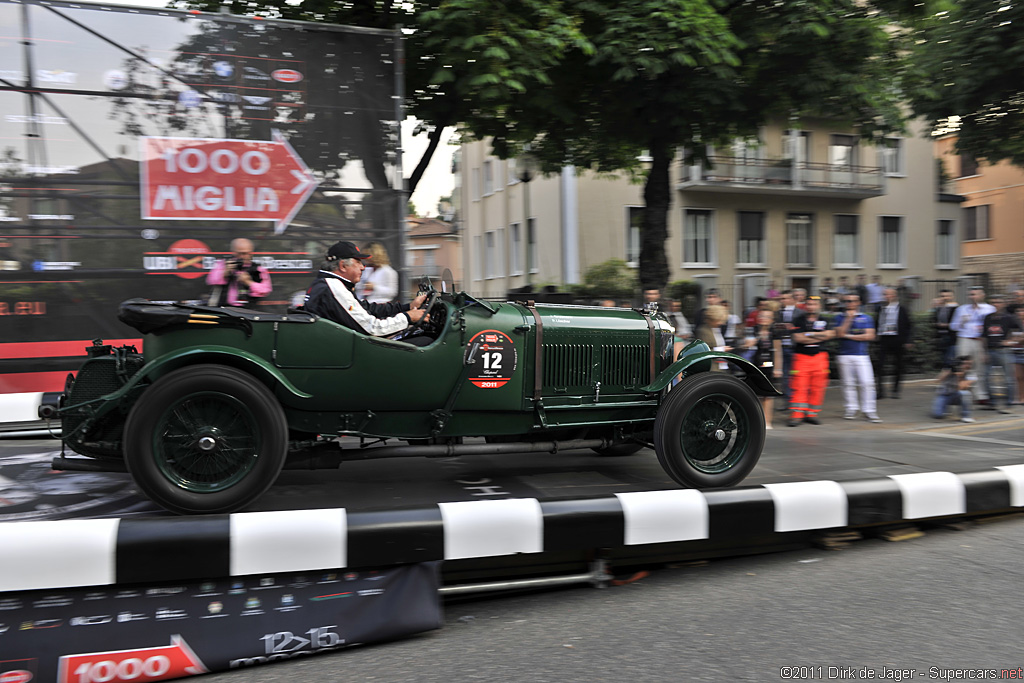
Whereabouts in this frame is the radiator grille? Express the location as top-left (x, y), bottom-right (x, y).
top-left (69, 359), bottom-right (126, 403)
top-left (540, 342), bottom-right (648, 393)
top-left (542, 343), bottom-right (593, 389)
top-left (601, 344), bottom-right (647, 387)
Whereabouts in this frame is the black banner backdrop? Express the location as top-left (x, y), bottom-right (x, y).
top-left (0, 563), bottom-right (441, 681)
top-left (0, 0), bottom-right (405, 395)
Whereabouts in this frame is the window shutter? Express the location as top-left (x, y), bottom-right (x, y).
top-left (835, 215), bottom-right (857, 235)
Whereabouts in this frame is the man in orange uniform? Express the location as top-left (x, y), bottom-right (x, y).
top-left (788, 296), bottom-right (835, 426)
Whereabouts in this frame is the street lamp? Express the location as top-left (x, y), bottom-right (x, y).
top-left (515, 152), bottom-right (539, 288)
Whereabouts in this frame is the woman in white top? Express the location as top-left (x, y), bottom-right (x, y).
top-left (358, 241), bottom-right (399, 303)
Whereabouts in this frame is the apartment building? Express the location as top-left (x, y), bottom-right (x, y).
top-left (936, 136), bottom-right (1024, 293)
top-left (406, 215), bottom-right (462, 290)
top-left (460, 118), bottom-right (965, 310)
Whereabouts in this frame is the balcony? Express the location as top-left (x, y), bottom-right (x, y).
top-left (678, 156), bottom-right (886, 199)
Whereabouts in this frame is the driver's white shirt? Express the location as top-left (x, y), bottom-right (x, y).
top-left (325, 276), bottom-right (409, 336)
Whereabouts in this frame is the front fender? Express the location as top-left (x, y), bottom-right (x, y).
top-left (643, 345), bottom-right (782, 397)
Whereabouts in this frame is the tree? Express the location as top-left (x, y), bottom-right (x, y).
top-left (179, 0), bottom-right (920, 290)
top-left (479, 0), bottom-right (915, 290)
top-left (904, 0), bottom-right (1024, 166)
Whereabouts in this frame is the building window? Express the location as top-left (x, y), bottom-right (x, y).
top-left (786, 213), bottom-right (814, 267)
top-left (683, 209), bottom-right (714, 266)
top-left (472, 235), bottom-right (482, 280)
top-left (964, 205), bottom-right (990, 240)
top-left (483, 160), bottom-right (494, 195)
top-left (510, 222), bottom-right (522, 275)
top-left (878, 216), bottom-right (903, 266)
top-left (937, 220), bottom-right (955, 267)
top-left (828, 134), bottom-right (858, 167)
top-left (881, 137), bottom-right (904, 176)
top-left (737, 211), bottom-right (765, 265)
top-left (783, 130), bottom-right (811, 163)
top-left (832, 214), bottom-right (859, 267)
top-left (507, 159), bottom-right (519, 185)
top-left (959, 154), bottom-right (979, 178)
top-left (626, 206), bottom-right (643, 267)
top-left (527, 217), bottom-right (538, 274)
top-left (484, 231), bottom-right (495, 278)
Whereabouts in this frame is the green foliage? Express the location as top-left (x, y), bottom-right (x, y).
top-left (907, 312), bottom-right (944, 374)
top-left (905, 0), bottom-right (1024, 166)
top-left (667, 280), bottom-right (702, 318)
top-left (178, 0), bottom-right (923, 287)
top-left (573, 258), bottom-right (639, 301)
top-left (482, 0), bottom-right (915, 290)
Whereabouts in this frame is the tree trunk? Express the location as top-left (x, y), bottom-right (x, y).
top-left (639, 140), bottom-right (671, 292)
top-left (406, 123), bottom-right (448, 197)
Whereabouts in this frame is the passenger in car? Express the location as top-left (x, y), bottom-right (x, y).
top-left (303, 241), bottom-right (429, 342)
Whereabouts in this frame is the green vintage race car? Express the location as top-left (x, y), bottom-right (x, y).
top-left (53, 274), bottom-right (779, 514)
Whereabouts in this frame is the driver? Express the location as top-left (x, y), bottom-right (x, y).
top-left (303, 241), bottom-right (430, 343)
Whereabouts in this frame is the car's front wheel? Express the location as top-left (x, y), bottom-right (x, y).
top-left (123, 364), bottom-right (288, 514)
top-left (654, 373), bottom-right (764, 488)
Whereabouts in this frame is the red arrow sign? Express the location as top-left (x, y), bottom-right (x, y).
top-left (141, 130), bottom-right (317, 233)
top-left (57, 635), bottom-right (208, 683)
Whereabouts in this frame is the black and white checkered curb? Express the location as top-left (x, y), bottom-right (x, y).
top-left (3, 466), bottom-right (1023, 593)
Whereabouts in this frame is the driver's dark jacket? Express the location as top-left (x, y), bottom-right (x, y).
top-left (304, 270), bottom-right (411, 336)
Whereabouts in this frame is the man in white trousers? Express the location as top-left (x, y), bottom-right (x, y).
top-left (950, 286), bottom-right (996, 402)
top-left (834, 293), bottom-right (882, 423)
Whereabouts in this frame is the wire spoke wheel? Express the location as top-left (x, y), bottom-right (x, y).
top-left (678, 393), bottom-right (749, 474)
top-left (124, 364), bottom-right (288, 514)
top-left (154, 393), bottom-right (261, 492)
top-left (654, 373), bottom-right (765, 488)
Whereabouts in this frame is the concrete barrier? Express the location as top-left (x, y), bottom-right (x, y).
top-left (4, 465), bottom-right (1023, 593)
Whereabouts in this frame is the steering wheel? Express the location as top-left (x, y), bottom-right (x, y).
top-left (407, 276), bottom-right (440, 332)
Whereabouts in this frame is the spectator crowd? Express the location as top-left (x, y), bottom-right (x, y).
top-left (652, 279), bottom-right (1024, 428)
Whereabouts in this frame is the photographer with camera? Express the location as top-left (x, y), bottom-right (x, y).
top-left (206, 238), bottom-right (272, 309)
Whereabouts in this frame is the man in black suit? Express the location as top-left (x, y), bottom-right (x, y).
top-left (931, 288), bottom-right (958, 367)
top-left (875, 286), bottom-right (913, 398)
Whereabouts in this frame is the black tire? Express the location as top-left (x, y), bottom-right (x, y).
top-left (123, 364), bottom-right (288, 514)
top-left (654, 373), bottom-right (765, 488)
top-left (591, 443), bottom-right (645, 457)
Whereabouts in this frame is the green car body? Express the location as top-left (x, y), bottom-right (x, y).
top-left (57, 287), bottom-right (778, 514)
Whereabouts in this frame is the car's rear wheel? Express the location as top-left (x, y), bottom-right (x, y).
top-left (123, 364), bottom-right (287, 514)
top-left (654, 373), bottom-right (764, 488)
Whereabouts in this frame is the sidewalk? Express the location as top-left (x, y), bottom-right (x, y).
top-left (768, 376), bottom-right (1024, 433)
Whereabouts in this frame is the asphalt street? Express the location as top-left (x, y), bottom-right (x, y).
top-left (197, 512), bottom-right (1024, 683)
top-left (1, 378), bottom-right (1021, 520)
top-left (2, 377), bottom-right (1023, 681)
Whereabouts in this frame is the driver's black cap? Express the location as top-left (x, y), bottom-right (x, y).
top-left (326, 241), bottom-right (370, 262)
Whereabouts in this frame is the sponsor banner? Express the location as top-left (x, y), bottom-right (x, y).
top-left (139, 132), bottom-right (318, 233)
top-left (142, 239), bottom-right (313, 279)
top-left (0, 564), bottom-right (440, 679)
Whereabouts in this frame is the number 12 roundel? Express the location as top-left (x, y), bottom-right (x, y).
top-left (464, 330), bottom-right (518, 388)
